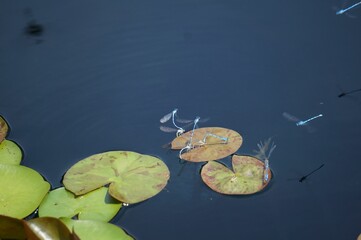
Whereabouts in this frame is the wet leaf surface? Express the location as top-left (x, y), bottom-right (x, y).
top-left (39, 187), bottom-right (122, 222)
top-left (0, 164), bottom-right (50, 218)
top-left (63, 151), bottom-right (170, 204)
top-left (0, 116), bottom-right (8, 143)
top-left (0, 139), bottom-right (23, 165)
top-left (61, 218), bottom-right (133, 240)
top-left (171, 127), bottom-right (243, 162)
top-left (201, 155), bottom-right (271, 195)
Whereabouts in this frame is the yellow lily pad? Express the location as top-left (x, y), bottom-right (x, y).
top-left (39, 187), bottom-right (122, 222)
top-left (171, 127), bottom-right (243, 162)
top-left (201, 155), bottom-right (271, 195)
top-left (63, 151), bottom-right (170, 204)
top-left (0, 164), bottom-right (50, 218)
top-left (0, 139), bottom-right (23, 165)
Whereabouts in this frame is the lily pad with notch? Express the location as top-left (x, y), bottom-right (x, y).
top-left (171, 127), bottom-right (243, 162)
top-left (0, 163), bottom-right (50, 218)
top-left (201, 155), bottom-right (271, 195)
top-left (63, 151), bottom-right (170, 204)
top-left (39, 187), bottom-right (122, 222)
top-left (0, 139), bottom-right (23, 165)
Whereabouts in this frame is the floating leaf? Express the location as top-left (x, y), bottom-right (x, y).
top-left (0, 163), bottom-right (50, 218)
top-left (63, 151), bottom-right (170, 204)
top-left (61, 218), bottom-right (133, 240)
top-left (28, 217), bottom-right (80, 240)
top-left (39, 187), bottom-right (122, 222)
top-left (171, 127), bottom-right (243, 162)
top-left (0, 116), bottom-right (8, 143)
top-left (201, 155), bottom-right (271, 195)
top-left (0, 139), bottom-right (23, 165)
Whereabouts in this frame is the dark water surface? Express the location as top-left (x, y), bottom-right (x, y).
top-left (1, 0), bottom-right (361, 239)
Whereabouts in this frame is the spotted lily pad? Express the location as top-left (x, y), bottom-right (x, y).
top-left (0, 163), bottom-right (50, 218)
top-left (201, 155), bottom-right (271, 195)
top-left (171, 127), bottom-right (243, 162)
top-left (63, 151), bottom-right (170, 204)
top-left (39, 187), bottom-right (122, 222)
top-left (0, 116), bottom-right (8, 143)
top-left (61, 218), bottom-right (133, 240)
top-left (0, 139), bottom-right (23, 165)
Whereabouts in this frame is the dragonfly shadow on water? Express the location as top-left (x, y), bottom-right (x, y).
top-left (287, 164), bottom-right (325, 183)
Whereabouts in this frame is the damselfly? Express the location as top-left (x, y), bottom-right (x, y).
top-left (282, 112), bottom-right (323, 131)
top-left (160, 108), bottom-right (208, 136)
top-left (253, 138), bottom-right (276, 183)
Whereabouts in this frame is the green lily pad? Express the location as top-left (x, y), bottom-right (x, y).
top-left (171, 127), bottom-right (243, 162)
top-left (63, 151), bottom-right (170, 204)
top-left (201, 155), bottom-right (272, 195)
top-left (0, 116), bottom-right (8, 143)
top-left (0, 139), bottom-right (23, 165)
top-left (39, 187), bottom-right (122, 222)
top-left (61, 218), bottom-right (133, 240)
top-left (0, 163), bottom-right (50, 218)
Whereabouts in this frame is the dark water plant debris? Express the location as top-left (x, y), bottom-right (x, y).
top-left (0, 139), bottom-right (23, 165)
top-left (0, 214), bottom-right (79, 240)
top-left (63, 151), bottom-right (170, 204)
top-left (201, 155), bottom-right (271, 195)
top-left (0, 116), bottom-right (8, 143)
top-left (0, 163), bottom-right (50, 219)
top-left (171, 127), bottom-right (242, 162)
top-left (39, 187), bottom-right (122, 222)
top-left (60, 218), bottom-right (134, 240)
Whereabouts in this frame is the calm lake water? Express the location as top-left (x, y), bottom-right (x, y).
top-left (1, 0), bottom-right (361, 239)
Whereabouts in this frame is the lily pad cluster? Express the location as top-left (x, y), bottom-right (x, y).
top-left (0, 116), bottom-right (50, 219)
top-left (0, 115), bottom-right (171, 239)
top-left (169, 126), bottom-right (273, 195)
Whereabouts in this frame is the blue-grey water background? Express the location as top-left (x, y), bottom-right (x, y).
top-left (1, 0), bottom-right (361, 239)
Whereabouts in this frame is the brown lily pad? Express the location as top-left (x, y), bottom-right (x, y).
top-left (0, 116), bottom-right (9, 143)
top-left (171, 127), bottom-right (243, 162)
top-left (201, 155), bottom-right (271, 195)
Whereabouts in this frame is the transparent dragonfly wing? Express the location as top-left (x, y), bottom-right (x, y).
top-left (159, 126), bottom-right (178, 133)
top-left (160, 112), bottom-right (173, 123)
top-left (176, 117), bottom-right (210, 124)
top-left (282, 112), bottom-right (300, 123)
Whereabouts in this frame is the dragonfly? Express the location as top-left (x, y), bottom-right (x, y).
top-left (179, 117), bottom-right (201, 159)
top-left (282, 112), bottom-right (323, 131)
top-left (160, 108), bottom-right (208, 136)
top-left (254, 138), bottom-right (276, 183)
top-left (336, 0), bottom-right (361, 15)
